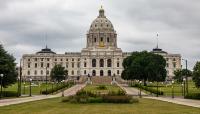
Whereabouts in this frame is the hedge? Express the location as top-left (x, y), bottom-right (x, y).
top-left (185, 93), bottom-right (200, 100)
top-left (1, 91), bottom-right (18, 97)
top-left (41, 82), bottom-right (73, 95)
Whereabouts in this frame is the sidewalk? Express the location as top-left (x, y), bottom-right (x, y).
top-left (0, 84), bottom-right (86, 107)
top-left (120, 84), bottom-right (200, 108)
top-left (144, 96), bottom-right (200, 108)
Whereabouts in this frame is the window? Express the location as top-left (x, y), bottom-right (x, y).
top-left (84, 62), bottom-right (87, 67)
top-left (77, 63), bottom-right (80, 68)
top-left (28, 59), bottom-right (30, 62)
top-left (35, 63), bottom-right (37, 68)
top-left (41, 58), bottom-right (44, 61)
top-left (66, 59), bottom-right (68, 61)
top-left (47, 63), bottom-right (50, 68)
top-left (92, 59), bottom-right (96, 67)
top-left (41, 70), bottom-right (43, 75)
top-left (107, 37), bottom-right (110, 42)
top-left (92, 70), bottom-right (96, 76)
top-left (94, 38), bottom-right (96, 42)
top-left (78, 58), bottom-right (80, 61)
top-left (47, 58), bottom-right (50, 61)
top-left (107, 59), bottom-right (112, 67)
top-left (28, 63), bottom-right (31, 68)
top-left (34, 70), bottom-right (37, 75)
top-left (35, 58), bottom-right (37, 61)
top-left (66, 63), bottom-right (68, 68)
top-left (72, 58), bottom-right (74, 61)
top-left (84, 70), bottom-right (87, 75)
top-left (27, 71), bottom-right (30, 75)
top-left (72, 63), bottom-right (74, 68)
top-left (100, 59), bottom-right (104, 67)
top-left (47, 70), bottom-right (49, 75)
top-left (173, 58), bottom-right (176, 61)
top-left (71, 70), bottom-right (74, 75)
top-left (166, 58), bottom-right (169, 61)
top-left (108, 70), bottom-right (111, 76)
top-left (117, 70), bottom-right (120, 75)
top-left (41, 62), bottom-right (43, 68)
top-left (166, 63), bottom-right (169, 68)
top-left (117, 62), bottom-right (120, 67)
top-left (60, 59), bottom-right (63, 61)
top-left (173, 62), bottom-right (176, 68)
top-left (55, 59), bottom-right (57, 61)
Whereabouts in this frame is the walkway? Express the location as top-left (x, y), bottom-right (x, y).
top-left (145, 96), bottom-right (200, 108)
top-left (119, 84), bottom-right (200, 108)
top-left (0, 84), bottom-right (86, 107)
top-left (118, 84), bottom-right (147, 96)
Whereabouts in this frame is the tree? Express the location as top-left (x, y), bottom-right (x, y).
top-left (122, 51), bottom-right (167, 85)
top-left (174, 69), bottom-right (192, 83)
top-left (193, 62), bottom-right (200, 88)
top-left (0, 44), bottom-right (17, 88)
top-left (50, 64), bottom-right (68, 82)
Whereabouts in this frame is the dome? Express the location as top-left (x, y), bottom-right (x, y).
top-left (89, 6), bottom-right (115, 33)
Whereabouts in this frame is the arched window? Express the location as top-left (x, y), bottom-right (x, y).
top-left (84, 62), bottom-right (87, 67)
top-left (92, 70), bottom-right (96, 76)
top-left (71, 70), bottom-right (74, 75)
top-left (108, 70), bottom-right (111, 76)
top-left (92, 59), bottom-right (96, 67)
top-left (101, 37), bottom-right (103, 42)
top-left (100, 59), bottom-right (104, 67)
top-left (41, 70), bottom-right (43, 75)
top-left (34, 70), bottom-right (37, 75)
top-left (100, 70), bottom-right (104, 76)
top-left (27, 70), bottom-right (30, 75)
top-left (107, 59), bottom-right (112, 67)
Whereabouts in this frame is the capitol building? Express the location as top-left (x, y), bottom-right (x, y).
top-left (21, 7), bottom-right (181, 81)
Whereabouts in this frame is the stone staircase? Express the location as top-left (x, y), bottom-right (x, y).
top-left (91, 76), bottom-right (112, 85)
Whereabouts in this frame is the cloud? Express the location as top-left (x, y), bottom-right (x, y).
top-left (0, 0), bottom-right (199, 69)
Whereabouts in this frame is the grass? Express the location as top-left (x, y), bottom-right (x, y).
top-left (0, 98), bottom-right (199, 114)
top-left (83, 85), bottom-right (123, 94)
top-left (3, 82), bottom-right (63, 95)
top-left (148, 81), bottom-right (200, 96)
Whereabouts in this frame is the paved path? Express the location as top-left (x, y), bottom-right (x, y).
top-left (118, 84), bottom-right (147, 96)
top-left (145, 96), bottom-right (200, 108)
top-left (119, 84), bottom-right (200, 108)
top-left (0, 84), bottom-right (86, 107)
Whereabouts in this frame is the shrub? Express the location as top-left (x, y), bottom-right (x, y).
top-left (2, 91), bottom-right (18, 97)
top-left (97, 85), bottom-right (107, 90)
top-left (41, 82), bottom-right (73, 95)
top-left (102, 95), bottom-right (138, 103)
top-left (185, 93), bottom-right (200, 100)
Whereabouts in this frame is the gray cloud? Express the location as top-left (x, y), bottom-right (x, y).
top-left (0, 0), bottom-right (199, 69)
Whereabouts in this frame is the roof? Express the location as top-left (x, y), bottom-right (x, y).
top-left (36, 46), bottom-right (56, 54)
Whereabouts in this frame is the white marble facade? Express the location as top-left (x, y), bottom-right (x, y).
top-left (21, 7), bottom-right (181, 81)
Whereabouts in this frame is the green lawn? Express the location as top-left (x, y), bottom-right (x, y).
top-left (83, 85), bottom-right (122, 94)
top-left (3, 82), bottom-right (63, 95)
top-left (0, 98), bottom-right (199, 114)
top-left (148, 81), bottom-right (200, 96)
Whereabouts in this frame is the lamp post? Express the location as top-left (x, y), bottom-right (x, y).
top-left (139, 81), bottom-right (142, 98)
top-left (182, 59), bottom-right (188, 94)
top-left (17, 77), bottom-right (20, 97)
top-left (183, 78), bottom-right (186, 98)
top-left (172, 80), bottom-right (174, 98)
top-left (0, 74), bottom-right (4, 99)
top-left (29, 78), bottom-right (32, 97)
top-left (23, 82), bottom-right (26, 94)
top-left (61, 80), bottom-right (64, 97)
top-left (181, 83), bottom-right (184, 96)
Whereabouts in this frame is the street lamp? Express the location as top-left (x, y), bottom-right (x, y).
top-left (23, 82), bottom-right (26, 94)
top-left (0, 74), bottom-right (4, 99)
top-left (29, 78), bottom-right (32, 97)
top-left (182, 59), bottom-right (188, 94)
top-left (172, 80), bottom-right (174, 98)
top-left (61, 80), bottom-right (65, 97)
top-left (183, 78), bottom-right (186, 98)
top-left (139, 81), bottom-right (142, 98)
top-left (181, 83), bottom-right (184, 96)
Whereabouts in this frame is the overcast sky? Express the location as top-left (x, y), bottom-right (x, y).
top-left (0, 0), bottom-right (200, 69)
